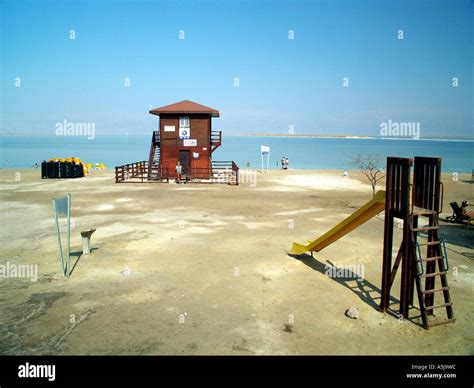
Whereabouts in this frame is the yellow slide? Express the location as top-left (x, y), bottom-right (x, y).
top-left (290, 190), bottom-right (386, 255)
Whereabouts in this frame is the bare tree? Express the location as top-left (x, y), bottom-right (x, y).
top-left (350, 153), bottom-right (386, 196)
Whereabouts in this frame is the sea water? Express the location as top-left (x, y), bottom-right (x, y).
top-left (0, 135), bottom-right (472, 172)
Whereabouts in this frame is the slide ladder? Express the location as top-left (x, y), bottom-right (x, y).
top-left (411, 208), bottom-right (455, 328)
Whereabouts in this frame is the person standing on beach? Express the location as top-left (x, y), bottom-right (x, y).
top-left (175, 161), bottom-right (183, 184)
top-left (285, 157), bottom-right (289, 170)
top-left (281, 156), bottom-right (286, 170)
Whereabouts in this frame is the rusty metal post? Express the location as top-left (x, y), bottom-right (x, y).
top-left (380, 160), bottom-right (395, 312)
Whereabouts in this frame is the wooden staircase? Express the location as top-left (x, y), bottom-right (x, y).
top-left (411, 208), bottom-right (455, 328)
top-left (148, 131), bottom-right (161, 180)
top-left (210, 130), bottom-right (222, 153)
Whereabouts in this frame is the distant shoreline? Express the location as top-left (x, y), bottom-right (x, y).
top-left (1, 132), bottom-right (473, 141)
top-left (227, 133), bottom-right (372, 139)
top-left (226, 133), bottom-right (474, 141)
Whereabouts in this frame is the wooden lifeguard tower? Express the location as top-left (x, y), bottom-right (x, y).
top-left (115, 100), bottom-right (239, 184)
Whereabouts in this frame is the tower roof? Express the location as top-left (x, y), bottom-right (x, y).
top-left (149, 100), bottom-right (220, 117)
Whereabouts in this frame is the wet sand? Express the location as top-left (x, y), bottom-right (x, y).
top-left (0, 168), bottom-right (473, 355)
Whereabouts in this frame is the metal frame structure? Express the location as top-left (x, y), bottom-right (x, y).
top-left (53, 194), bottom-right (71, 277)
top-left (380, 157), bottom-right (454, 328)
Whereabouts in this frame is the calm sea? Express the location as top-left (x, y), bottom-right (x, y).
top-left (0, 135), bottom-right (473, 172)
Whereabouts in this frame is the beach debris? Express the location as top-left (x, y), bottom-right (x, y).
top-left (345, 306), bottom-right (360, 319)
top-left (232, 339), bottom-right (255, 354)
top-left (283, 323), bottom-right (294, 333)
top-left (185, 342), bottom-right (198, 351)
top-left (121, 267), bottom-right (134, 277)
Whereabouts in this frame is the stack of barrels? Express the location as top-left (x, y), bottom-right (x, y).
top-left (41, 160), bottom-right (84, 179)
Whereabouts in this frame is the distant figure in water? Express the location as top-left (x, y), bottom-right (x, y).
top-left (34, 163), bottom-right (38, 169)
top-left (246, 161), bottom-right (250, 168)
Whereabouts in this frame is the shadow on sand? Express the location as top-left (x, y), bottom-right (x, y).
top-left (437, 222), bottom-right (474, 251)
top-left (68, 248), bottom-right (99, 276)
top-left (288, 252), bottom-right (424, 327)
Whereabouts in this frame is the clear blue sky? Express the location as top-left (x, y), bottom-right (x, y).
top-left (0, 0), bottom-right (472, 137)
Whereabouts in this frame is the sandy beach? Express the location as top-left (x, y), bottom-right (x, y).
top-left (0, 168), bottom-right (473, 355)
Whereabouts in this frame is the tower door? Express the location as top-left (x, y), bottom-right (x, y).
top-left (179, 150), bottom-right (191, 176)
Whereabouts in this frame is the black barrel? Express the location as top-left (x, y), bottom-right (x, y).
top-left (54, 162), bottom-right (60, 178)
top-left (72, 163), bottom-right (79, 178)
top-left (41, 161), bottom-right (48, 179)
top-left (47, 162), bottom-right (55, 178)
top-left (66, 162), bottom-right (72, 178)
top-left (59, 162), bottom-right (67, 178)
